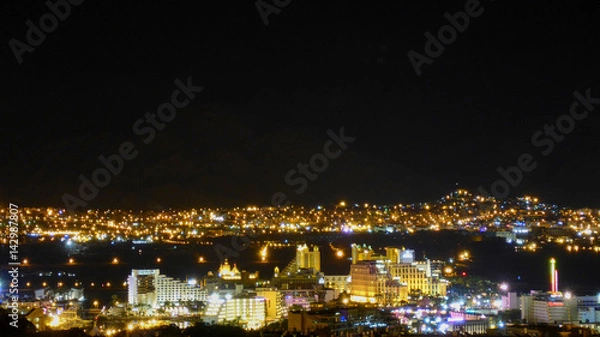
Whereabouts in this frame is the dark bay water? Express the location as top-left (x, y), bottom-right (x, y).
top-left (2, 231), bottom-right (600, 306)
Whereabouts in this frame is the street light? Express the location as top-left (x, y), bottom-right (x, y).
top-left (93, 300), bottom-right (99, 309)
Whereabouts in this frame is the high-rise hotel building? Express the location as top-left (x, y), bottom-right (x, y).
top-left (349, 246), bottom-right (448, 305)
top-left (296, 244), bottom-right (321, 271)
top-left (127, 269), bottom-right (207, 308)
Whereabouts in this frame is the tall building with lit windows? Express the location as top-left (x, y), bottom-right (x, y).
top-left (349, 261), bottom-right (381, 303)
top-left (128, 269), bottom-right (207, 308)
top-left (256, 288), bottom-right (283, 323)
top-left (296, 244), bottom-right (321, 271)
top-left (128, 269), bottom-right (159, 306)
top-left (350, 246), bottom-right (448, 299)
top-left (388, 260), bottom-right (448, 296)
top-left (349, 260), bottom-right (408, 305)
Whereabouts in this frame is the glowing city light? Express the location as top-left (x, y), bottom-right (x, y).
top-left (260, 246), bottom-right (268, 261)
top-left (550, 258), bottom-right (558, 292)
top-left (48, 315), bottom-right (60, 327)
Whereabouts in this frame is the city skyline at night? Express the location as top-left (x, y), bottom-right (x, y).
top-left (2, 0), bottom-right (600, 336)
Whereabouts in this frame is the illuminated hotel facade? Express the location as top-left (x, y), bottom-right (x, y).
top-left (349, 260), bottom-right (409, 305)
top-left (203, 292), bottom-right (269, 329)
top-left (296, 244), bottom-right (321, 271)
top-left (349, 246), bottom-right (448, 304)
top-left (128, 269), bottom-right (207, 308)
top-left (388, 261), bottom-right (448, 296)
top-left (349, 260), bottom-right (386, 303)
top-left (323, 275), bottom-right (351, 293)
top-left (521, 292), bottom-right (578, 324)
top-left (256, 288), bottom-right (283, 323)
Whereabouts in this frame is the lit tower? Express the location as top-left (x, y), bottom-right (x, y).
top-left (554, 269), bottom-right (558, 293)
top-left (550, 258), bottom-right (558, 292)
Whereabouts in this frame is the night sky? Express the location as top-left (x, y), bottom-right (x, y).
top-left (1, 0), bottom-right (600, 210)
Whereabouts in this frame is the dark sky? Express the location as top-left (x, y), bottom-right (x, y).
top-left (1, 0), bottom-right (600, 210)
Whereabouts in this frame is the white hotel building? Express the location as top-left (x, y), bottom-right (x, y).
top-left (127, 269), bottom-right (207, 308)
top-left (203, 293), bottom-right (269, 329)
